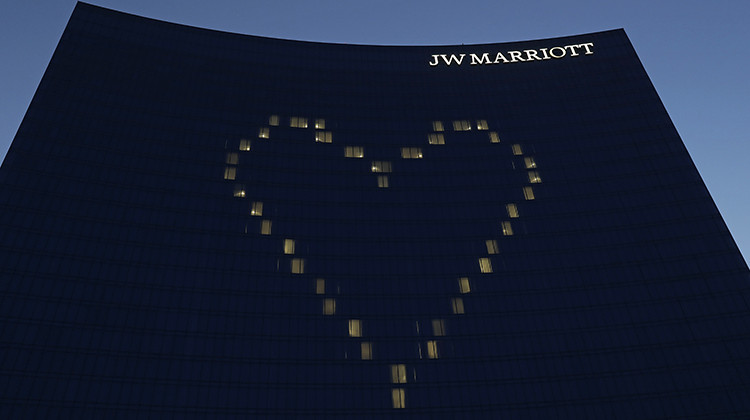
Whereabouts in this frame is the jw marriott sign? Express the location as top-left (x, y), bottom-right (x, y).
top-left (429, 42), bottom-right (594, 67)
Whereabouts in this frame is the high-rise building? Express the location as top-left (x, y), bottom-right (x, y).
top-left (1, 3), bottom-right (749, 418)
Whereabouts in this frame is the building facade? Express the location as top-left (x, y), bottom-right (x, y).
top-left (1, 3), bottom-right (749, 418)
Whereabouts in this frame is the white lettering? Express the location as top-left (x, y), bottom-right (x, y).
top-left (470, 53), bottom-right (493, 65)
top-left (524, 49), bottom-right (542, 61)
top-left (429, 55), bottom-right (440, 67)
top-left (508, 51), bottom-right (526, 62)
top-left (578, 42), bottom-right (594, 55)
top-left (493, 52), bottom-right (509, 64)
top-left (428, 42), bottom-right (594, 67)
top-left (564, 45), bottom-right (581, 56)
top-left (440, 54), bottom-right (466, 66)
top-left (549, 46), bottom-right (566, 58)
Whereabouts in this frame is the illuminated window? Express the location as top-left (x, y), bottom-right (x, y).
top-left (390, 364), bottom-right (407, 383)
top-left (392, 388), bottom-right (406, 409)
top-left (316, 278), bottom-right (325, 294)
top-left (501, 221), bottom-right (513, 236)
top-left (345, 146), bottom-right (364, 158)
top-left (523, 186), bottom-right (535, 200)
top-left (453, 120), bottom-right (471, 131)
top-left (361, 342), bottom-right (373, 360)
top-left (458, 277), bottom-right (471, 294)
top-left (428, 133), bottom-right (445, 145)
top-left (479, 257), bottom-right (493, 273)
top-left (315, 119), bottom-right (325, 129)
top-left (349, 319), bottom-right (362, 337)
top-left (426, 340), bottom-right (439, 358)
top-left (258, 127), bottom-right (270, 139)
top-left (432, 319), bottom-right (445, 336)
top-left (323, 298), bottom-right (336, 315)
top-left (371, 161), bottom-right (392, 173)
top-left (290, 117), bottom-right (308, 128)
top-left (233, 185), bottom-right (246, 198)
top-left (524, 156), bottom-right (537, 169)
top-left (432, 121), bottom-right (444, 132)
top-left (512, 144), bottom-right (523, 155)
top-left (261, 220), bottom-right (272, 235)
top-left (250, 201), bottom-right (263, 216)
top-left (377, 176), bottom-right (389, 188)
top-left (284, 239), bottom-right (295, 255)
top-left (269, 115), bottom-right (279, 126)
top-left (315, 131), bottom-right (332, 143)
top-left (451, 298), bottom-right (465, 314)
top-left (226, 152), bottom-right (239, 164)
top-left (239, 139), bottom-right (251, 151)
top-left (485, 240), bottom-right (499, 254)
top-left (489, 132), bottom-right (500, 143)
top-left (506, 203), bottom-right (519, 218)
top-left (401, 147), bottom-right (423, 159)
top-left (291, 258), bottom-right (305, 274)
top-left (528, 170), bottom-right (542, 183)
top-left (223, 166), bottom-right (236, 180)
top-left (476, 120), bottom-right (489, 130)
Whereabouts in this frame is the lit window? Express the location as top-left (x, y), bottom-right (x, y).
top-left (315, 119), bottom-right (325, 129)
top-left (290, 117), bottom-right (308, 128)
top-left (345, 146), bottom-right (364, 158)
top-left (223, 166), bottom-right (236, 180)
top-left (451, 298), bottom-right (465, 314)
top-left (452, 120), bottom-right (471, 131)
top-left (258, 127), bottom-right (270, 139)
top-left (506, 203), bottom-right (519, 218)
top-left (361, 342), bottom-right (373, 360)
top-left (323, 298), bottom-right (336, 315)
top-left (428, 133), bottom-right (445, 145)
top-left (426, 340), bottom-right (439, 358)
top-left (284, 239), bottom-right (295, 254)
top-left (458, 277), bottom-right (471, 294)
top-left (371, 161), bottom-right (392, 173)
top-left (501, 221), bottom-right (513, 236)
top-left (377, 175), bottom-right (389, 188)
top-left (523, 186), bottom-right (535, 200)
top-left (432, 319), bottom-right (445, 336)
top-left (512, 144), bottom-right (523, 155)
top-left (261, 220), bottom-right (272, 235)
top-left (269, 115), bottom-right (279, 126)
top-left (401, 147), bottom-right (423, 159)
top-left (528, 170), bottom-right (542, 183)
top-left (316, 278), bottom-right (325, 294)
top-left (432, 121), bottom-right (444, 132)
top-left (485, 240), bottom-right (499, 254)
top-left (489, 132), bottom-right (500, 143)
top-left (476, 120), bottom-right (489, 130)
top-left (315, 131), bottom-right (332, 143)
top-left (226, 152), bottom-right (239, 164)
top-left (291, 258), bottom-right (305, 274)
top-left (239, 139), bottom-right (251, 151)
top-left (349, 319), bottom-right (362, 337)
top-left (392, 388), bottom-right (406, 409)
top-left (524, 156), bottom-right (537, 169)
top-left (250, 201), bottom-right (263, 216)
top-left (390, 364), bottom-right (407, 384)
top-left (479, 257), bottom-right (493, 273)
top-left (233, 185), bottom-right (246, 198)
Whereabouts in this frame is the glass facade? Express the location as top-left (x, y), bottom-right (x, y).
top-left (1, 3), bottom-right (749, 418)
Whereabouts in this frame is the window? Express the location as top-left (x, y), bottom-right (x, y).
top-left (479, 257), bottom-right (493, 273)
top-left (223, 166), bottom-right (236, 180)
top-left (501, 221), bottom-right (513, 236)
top-left (512, 144), bottom-right (523, 155)
top-left (428, 133), bottom-right (445, 145)
top-left (345, 146), bottom-right (364, 158)
top-left (451, 298), bottom-right (465, 314)
top-left (432, 121), bottom-right (444, 132)
top-left (453, 120), bottom-right (471, 131)
top-left (315, 131), bottom-right (332, 143)
top-left (476, 120), bottom-right (489, 130)
top-left (506, 203), bottom-right (519, 218)
top-left (390, 364), bottom-right (407, 384)
top-left (261, 220), bottom-right (272, 235)
top-left (290, 117), bottom-right (308, 128)
top-left (315, 118), bottom-right (325, 129)
top-left (233, 185), bottom-right (246, 198)
top-left (426, 340), bottom-right (439, 358)
top-left (269, 115), bottom-right (279, 126)
top-left (432, 319), bottom-right (445, 336)
top-left (377, 176), bottom-right (389, 188)
top-left (391, 388), bottom-right (406, 409)
top-left (291, 258), bottom-right (305, 274)
top-left (316, 278), bottom-right (325, 294)
top-left (323, 298), bottom-right (336, 315)
top-left (258, 127), bottom-right (270, 138)
top-left (528, 170), bottom-right (542, 183)
top-left (371, 161), bottom-right (392, 173)
top-left (523, 186), bottom-right (535, 200)
top-left (239, 139), bottom-right (251, 151)
top-left (401, 147), bottom-right (423, 159)
top-left (284, 239), bottom-right (295, 254)
top-left (524, 156), bottom-right (537, 169)
top-left (349, 319), bottom-right (362, 337)
top-left (489, 132), bottom-right (500, 143)
top-left (226, 153), bottom-right (239, 164)
top-left (458, 277), bottom-right (471, 294)
top-left (251, 201), bottom-right (263, 216)
top-left (485, 240), bottom-right (499, 254)
top-left (361, 342), bottom-right (373, 360)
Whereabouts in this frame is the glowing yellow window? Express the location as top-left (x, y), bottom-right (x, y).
top-left (392, 388), bottom-right (406, 409)
top-left (315, 278), bottom-right (325, 294)
top-left (452, 120), bottom-right (471, 131)
top-left (512, 144), bottom-right (523, 155)
top-left (432, 319), bottom-right (445, 336)
top-left (523, 186), bottom-right (535, 200)
top-left (501, 221), bottom-right (513, 236)
top-left (486, 240), bottom-right (499, 254)
top-left (458, 277), bottom-right (471, 294)
top-left (250, 201), bottom-right (263, 216)
top-left (349, 319), bottom-right (362, 337)
top-left (371, 161), bottom-right (392, 173)
top-left (345, 146), bottom-right (364, 158)
top-left (291, 258), bottom-right (305, 274)
top-left (479, 257), bottom-right (493, 273)
top-left (432, 121), bottom-right (444, 132)
top-left (451, 298), bottom-right (465, 314)
top-left (226, 152), bottom-right (239, 164)
top-left (426, 340), bottom-right (439, 358)
top-left (315, 119), bottom-right (325, 129)
top-left (290, 117), bottom-right (308, 128)
top-left (315, 131), bottom-right (332, 143)
top-left (506, 203), bottom-right (519, 218)
top-left (260, 220), bottom-right (272, 235)
top-left (258, 127), bottom-right (270, 139)
top-left (283, 239), bottom-right (295, 254)
top-left (239, 139), bottom-right (251, 151)
top-left (476, 120), bottom-right (489, 130)
top-left (401, 147), bottom-right (423, 159)
top-left (233, 185), bottom-right (246, 198)
top-left (390, 364), bottom-right (407, 383)
top-left (377, 176), bottom-right (389, 188)
top-left (428, 133), bottom-right (445, 145)
top-left (528, 170), bottom-right (542, 183)
top-left (268, 115), bottom-right (279, 126)
top-left (323, 298), bottom-right (336, 315)
top-left (223, 166), bottom-right (236, 180)
top-left (489, 132), bottom-right (500, 143)
top-left (524, 156), bottom-right (537, 169)
top-left (361, 342), bottom-right (373, 360)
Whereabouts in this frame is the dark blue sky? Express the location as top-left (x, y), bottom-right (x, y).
top-left (1, 0), bottom-right (748, 262)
